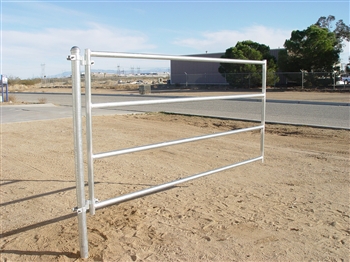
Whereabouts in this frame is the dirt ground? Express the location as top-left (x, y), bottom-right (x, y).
top-left (1, 87), bottom-right (350, 261)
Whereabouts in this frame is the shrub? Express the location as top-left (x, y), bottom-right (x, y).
top-left (8, 95), bottom-right (17, 103)
top-left (38, 97), bottom-right (47, 104)
top-left (8, 77), bottom-right (41, 86)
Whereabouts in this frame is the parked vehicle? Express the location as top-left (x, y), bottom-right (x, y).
top-left (341, 74), bottom-right (350, 84)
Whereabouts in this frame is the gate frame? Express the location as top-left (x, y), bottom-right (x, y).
top-left (0, 75), bottom-right (9, 102)
top-left (68, 46), bottom-right (267, 258)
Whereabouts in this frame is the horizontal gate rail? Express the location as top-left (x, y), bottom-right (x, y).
top-left (68, 46), bottom-right (267, 259)
top-left (90, 50), bottom-right (266, 65)
top-left (93, 125), bottom-right (264, 159)
top-left (91, 93), bottom-right (264, 109)
top-left (94, 156), bottom-right (263, 210)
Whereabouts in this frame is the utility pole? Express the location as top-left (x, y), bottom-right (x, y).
top-left (41, 63), bottom-right (45, 78)
top-left (300, 69), bottom-right (307, 89)
top-left (41, 63), bottom-right (46, 86)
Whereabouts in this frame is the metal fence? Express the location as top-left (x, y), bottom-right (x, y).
top-left (272, 71), bottom-right (344, 89)
top-left (171, 71), bottom-right (346, 89)
top-left (68, 46), bottom-right (267, 258)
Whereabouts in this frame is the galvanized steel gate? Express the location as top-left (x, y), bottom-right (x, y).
top-left (68, 46), bottom-right (267, 258)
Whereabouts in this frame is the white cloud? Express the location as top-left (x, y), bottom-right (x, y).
top-left (173, 25), bottom-right (349, 65)
top-left (2, 24), bottom-right (161, 78)
top-left (3, 22), bottom-right (348, 79)
top-left (173, 25), bottom-right (292, 52)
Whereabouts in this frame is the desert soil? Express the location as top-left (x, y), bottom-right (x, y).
top-left (1, 89), bottom-right (349, 261)
top-left (0, 89), bottom-right (350, 261)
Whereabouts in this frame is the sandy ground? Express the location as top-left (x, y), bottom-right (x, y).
top-left (1, 105), bottom-right (349, 261)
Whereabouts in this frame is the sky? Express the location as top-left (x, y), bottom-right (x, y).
top-left (1, 0), bottom-right (349, 79)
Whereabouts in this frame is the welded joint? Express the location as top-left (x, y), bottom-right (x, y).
top-left (89, 198), bottom-right (100, 205)
top-left (80, 59), bottom-right (95, 66)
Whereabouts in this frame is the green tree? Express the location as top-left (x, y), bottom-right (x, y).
top-left (279, 16), bottom-right (349, 73)
top-left (278, 25), bottom-right (339, 72)
top-left (315, 15), bottom-right (350, 41)
top-left (218, 40), bottom-right (278, 88)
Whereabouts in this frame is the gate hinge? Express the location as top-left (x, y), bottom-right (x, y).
top-left (66, 54), bottom-right (85, 62)
top-left (72, 206), bottom-right (86, 214)
top-left (72, 200), bottom-right (89, 213)
top-left (72, 198), bottom-right (99, 213)
top-left (67, 55), bottom-right (77, 61)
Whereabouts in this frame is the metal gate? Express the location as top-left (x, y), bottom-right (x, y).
top-left (68, 46), bottom-right (267, 258)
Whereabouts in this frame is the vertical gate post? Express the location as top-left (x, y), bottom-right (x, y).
top-left (69, 46), bottom-right (89, 259)
top-left (0, 75), bottom-right (3, 102)
top-left (0, 75), bottom-right (8, 102)
top-left (84, 48), bottom-right (96, 215)
top-left (261, 60), bottom-right (267, 162)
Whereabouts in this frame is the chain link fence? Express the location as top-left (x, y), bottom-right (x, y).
top-left (171, 72), bottom-right (348, 90)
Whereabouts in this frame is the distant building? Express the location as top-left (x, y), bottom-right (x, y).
top-left (170, 49), bottom-right (283, 85)
top-left (170, 53), bottom-right (226, 85)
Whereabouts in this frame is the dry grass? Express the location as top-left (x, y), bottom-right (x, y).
top-left (8, 94), bottom-right (17, 103)
top-left (37, 97), bottom-right (47, 104)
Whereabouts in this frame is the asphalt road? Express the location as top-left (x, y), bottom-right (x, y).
top-left (1, 92), bottom-right (349, 129)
